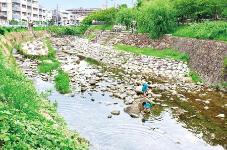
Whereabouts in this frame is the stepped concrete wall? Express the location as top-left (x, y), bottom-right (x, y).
top-left (89, 31), bottom-right (227, 84)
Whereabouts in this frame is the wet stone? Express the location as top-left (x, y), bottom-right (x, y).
top-left (111, 110), bottom-right (120, 115)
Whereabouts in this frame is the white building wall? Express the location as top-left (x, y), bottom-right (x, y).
top-left (0, 0), bottom-right (47, 25)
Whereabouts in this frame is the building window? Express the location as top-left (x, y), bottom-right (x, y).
top-left (2, 3), bottom-right (7, 7)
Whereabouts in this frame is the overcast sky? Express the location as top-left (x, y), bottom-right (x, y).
top-left (39, 0), bottom-right (135, 10)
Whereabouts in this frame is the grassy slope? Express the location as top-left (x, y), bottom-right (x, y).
top-left (173, 21), bottom-right (227, 42)
top-left (0, 46), bottom-right (88, 149)
top-left (115, 44), bottom-right (189, 62)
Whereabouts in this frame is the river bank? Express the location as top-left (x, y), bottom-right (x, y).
top-left (0, 32), bottom-right (88, 149)
top-left (12, 35), bottom-right (227, 148)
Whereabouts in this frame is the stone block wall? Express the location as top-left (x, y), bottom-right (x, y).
top-left (121, 34), bottom-right (227, 84)
top-left (93, 31), bottom-right (227, 84)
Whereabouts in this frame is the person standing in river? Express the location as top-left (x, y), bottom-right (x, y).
top-left (142, 81), bottom-right (150, 97)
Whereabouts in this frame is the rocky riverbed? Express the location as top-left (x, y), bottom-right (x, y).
top-left (13, 36), bottom-right (227, 148)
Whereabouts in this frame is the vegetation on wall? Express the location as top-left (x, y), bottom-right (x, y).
top-left (115, 44), bottom-right (189, 62)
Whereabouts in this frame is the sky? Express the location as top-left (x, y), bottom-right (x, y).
top-left (39, 0), bottom-right (135, 10)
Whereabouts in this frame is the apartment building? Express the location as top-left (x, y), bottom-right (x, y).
top-left (51, 8), bottom-right (99, 26)
top-left (52, 9), bottom-right (77, 26)
top-left (0, 0), bottom-right (47, 25)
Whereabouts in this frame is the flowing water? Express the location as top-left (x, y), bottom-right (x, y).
top-left (34, 61), bottom-right (224, 150)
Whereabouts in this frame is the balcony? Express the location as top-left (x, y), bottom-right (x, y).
top-left (27, 0), bottom-right (32, 6)
top-left (1, 7), bottom-right (8, 11)
top-left (0, 13), bottom-right (7, 19)
top-left (12, 6), bottom-right (21, 11)
top-left (12, 0), bottom-right (21, 4)
top-left (12, 14), bottom-right (21, 20)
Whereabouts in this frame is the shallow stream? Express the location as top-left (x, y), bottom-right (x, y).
top-left (34, 61), bottom-right (224, 150)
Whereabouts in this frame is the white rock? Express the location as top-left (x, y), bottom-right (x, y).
top-left (216, 114), bottom-right (225, 118)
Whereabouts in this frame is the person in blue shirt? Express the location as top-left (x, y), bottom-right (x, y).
top-left (142, 101), bottom-right (155, 113)
top-left (142, 82), bottom-right (149, 97)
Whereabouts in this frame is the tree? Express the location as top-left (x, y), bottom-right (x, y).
top-left (136, 0), bottom-right (176, 39)
top-left (115, 8), bottom-right (135, 29)
top-left (82, 8), bottom-right (117, 25)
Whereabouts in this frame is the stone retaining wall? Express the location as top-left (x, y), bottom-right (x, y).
top-left (92, 31), bottom-right (227, 84)
top-left (0, 31), bottom-right (48, 57)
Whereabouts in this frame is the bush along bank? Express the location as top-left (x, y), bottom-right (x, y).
top-left (0, 33), bottom-right (88, 149)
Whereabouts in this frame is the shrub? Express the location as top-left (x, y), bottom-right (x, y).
top-left (173, 21), bottom-right (227, 41)
top-left (82, 8), bottom-right (117, 25)
top-left (189, 71), bottom-right (202, 83)
top-left (55, 70), bottom-right (71, 94)
top-left (38, 59), bottom-right (60, 73)
top-left (47, 25), bottom-right (88, 36)
top-left (115, 8), bottom-right (136, 29)
top-left (136, 0), bottom-right (177, 39)
top-left (174, 0), bottom-right (227, 22)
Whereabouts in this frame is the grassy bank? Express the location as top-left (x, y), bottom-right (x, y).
top-left (0, 44), bottom-right (88, 149)
top-left (173, 21), bottom-right (227, 42)
top-left (114, 44), bottom-right (189, 62)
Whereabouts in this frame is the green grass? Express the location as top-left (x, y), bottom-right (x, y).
top-left (87, 25), bottom-right (113, 31)
top-left (0, 48), bottom-right (88, 149)
top-left (47, 25), bottom-right (88, 36)
top-left (189, 71), bottom-right (202, 83)
top-left (115, 44), bottom-right (189, 62)
top-left (54, 70), bottom-right (71, 94)
top-left (38, 38), bottom-right (60, 73)
top-left (38, 59), bottom-right (60, 73)
top-left (224, 57), bottom-right (227, 67)
top-left (173, 21), bottom-right (227, 41)
top-left (0, 26), bottom-right (27, 35)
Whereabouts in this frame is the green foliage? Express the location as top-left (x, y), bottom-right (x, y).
top-left (224, 57), bottom-right (227, 67)
top-left (0, 42), bottom-right (87, 150)
top-left (0, 27), bottom-right (26, 35)
top-left (136, 0), bottom-right (176, 38)
top-left (0, 63), bottom-right (39, 116)
top-left (173, 0), bottom-right (227, 22)
top-left (115, 44), bottom-right (189, 62)
top-left (116, 8), bottom-right (136, 29)
top-left (9, 19), bottom-right (19, 25)
top-left (87, 25), bottom-right (113, 31)
top-left (55, 70), bottom-right (71, 94)
top-left (189, 71), bottom-right (202, 83)
top-left (82, 8), bottom-right (117, 25)
top-left (38, 59), bottom-right (60, 73)
top-left (173, 21), bottom-right (227, 41)
top-left (38, 38), bottom-right (60, 73)
top-left (47, 25), bottom-right (88, 36)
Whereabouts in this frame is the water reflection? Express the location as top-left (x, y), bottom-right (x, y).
top-left (35, 78), bottom-right (223, 150)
